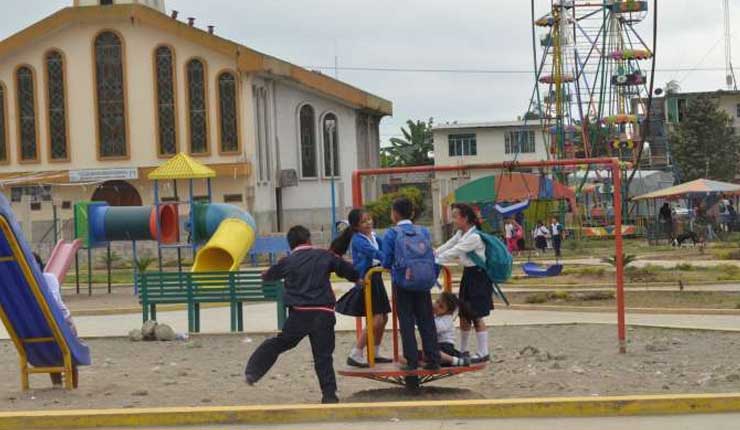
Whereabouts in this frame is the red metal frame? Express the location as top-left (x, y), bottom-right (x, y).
top-left (352, 157), bottom-right (627, 353)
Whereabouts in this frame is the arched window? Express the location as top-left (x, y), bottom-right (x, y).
top-left (94, 31), bottom-right (128, 158)
top-left (323, 113), bottom-right (339, 177)
top-left (0, 83), bottom-right (7, 163)
top-left (45, 50), bottom-right (69, 161)
top-left (186, 58), bottom-right (208, 154)
top-left (154, 45), bottom-right (177, 156)
top-left (217, 71), bottom-right (239, 153)
top-left (15, 66), bottom-right (38, 162)
top-left (299, 104), bottom-right (317, 178)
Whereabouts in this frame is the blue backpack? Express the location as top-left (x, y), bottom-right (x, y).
top-left (467, 230), bottom-right (513, 304)
top-left (392, 225), bottom-right (437, 291)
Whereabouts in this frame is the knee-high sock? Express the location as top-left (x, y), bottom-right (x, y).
top-left (460, 330), bottom-right (471, 353)
top-left (476, 331), bottom-right (489, 356)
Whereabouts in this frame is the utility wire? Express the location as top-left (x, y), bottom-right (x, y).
top-left (306, 65), bottom-right (729, 75)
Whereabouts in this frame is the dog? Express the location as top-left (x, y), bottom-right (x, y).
top-left (672, 231), bottom-right (701, 247)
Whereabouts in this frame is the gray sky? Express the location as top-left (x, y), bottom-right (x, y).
top-left (1, 1), bottom-right (738, 144)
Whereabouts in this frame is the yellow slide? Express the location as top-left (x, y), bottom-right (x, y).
top-left (191, 204), bottom-right (257, 272)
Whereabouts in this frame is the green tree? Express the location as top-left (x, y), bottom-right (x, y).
top-left (380, 118), bottom-right (434, 167)
top-left (670, 95), bottom-right (739, 182)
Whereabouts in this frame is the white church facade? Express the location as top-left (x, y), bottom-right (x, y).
top-left (0, 0), bottom-right (391, 241)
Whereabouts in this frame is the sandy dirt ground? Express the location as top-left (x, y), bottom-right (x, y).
top-left (1, 324), bottom-right (739, 410)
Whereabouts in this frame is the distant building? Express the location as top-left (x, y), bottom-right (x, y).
top-left (0, 0), bottom-right (391, 246)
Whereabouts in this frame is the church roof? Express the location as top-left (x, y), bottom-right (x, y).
top-left (147, 153), bottom-right (217, 180)
top-left (0, 4), bottom-right (392, 116)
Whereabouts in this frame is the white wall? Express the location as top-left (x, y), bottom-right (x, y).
top-left (433, 125), bottom-right (548, 167)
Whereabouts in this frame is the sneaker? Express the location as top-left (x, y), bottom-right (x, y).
top-left (245, 374), bottom-right (257, 386)
top-left (457, 355), bottom-right (471, 367)
top-left (470, 353), bottom-right (490, 364)
top-left (347, 356), bottom-right (369, 368)
top-left (422, 362), bottom-right (441, 371)
top-left (400, 363), bottom-right (418, 371)
top-left (374, 356), bottom-right (393, 364)
top-left (321, 395), bottom-right (340, 404)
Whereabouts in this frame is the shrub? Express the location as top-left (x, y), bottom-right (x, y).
top-left (573, 291), bottom-right (615, 301)
top-left (524, 293), bottom-right (549, 304)
top-left (674, 263), bottom-right (695, 271)
top-left (365, 187), bottom-right (425, 228)
top-left (98, 250), bottom-right (123, 269)
top-left (578, 267), bottom-right (607, 278)
top-left (601, 253), bottom-right (638, 267)
top-left (550, 290), bottom-right (570, 300)
top-left (135, 254), bottom-right (157, 273)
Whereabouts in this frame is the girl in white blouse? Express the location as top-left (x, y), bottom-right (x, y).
top-left (435, 203), bottom-right (493, 363)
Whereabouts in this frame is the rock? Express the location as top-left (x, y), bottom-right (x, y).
top-left (128, 329), bottom-right (143, 342)
top-left (155, 324), bottom-right (176, 341)
top-left (201, 398), bottom-right (212, 403)
top-left (570, 366), bottom-right (586, 375)
top-left (141, 321), bottom-right (158, 340)
top-left (726, 374), bottom-right (740, 382)
top-left (551, 362), bottom-right (562, 370)
top-left (519, 346), bottom-right (540, 357)
top-left (131, 390), bottom-right (149, 396)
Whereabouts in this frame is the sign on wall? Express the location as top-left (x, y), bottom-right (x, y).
top-left (69, 168), bottom-right (139, 183)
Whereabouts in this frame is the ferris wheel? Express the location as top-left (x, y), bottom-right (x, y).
top-left (528, 0), bottom-right (656, 166)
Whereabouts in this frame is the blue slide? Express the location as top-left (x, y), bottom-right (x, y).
top-left (0, 194), bottom-right (90, 389)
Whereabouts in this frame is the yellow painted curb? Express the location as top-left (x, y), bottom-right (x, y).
top-left (3, 393), bottom-right (740, 429)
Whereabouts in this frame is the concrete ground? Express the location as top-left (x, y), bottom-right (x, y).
top-left (1, 302), bottom-right (738, 340)
top-left (96, 413), bottom-right (740, 430)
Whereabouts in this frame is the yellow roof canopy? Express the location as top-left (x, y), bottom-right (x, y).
top-left (147, 153), bottom-right (217, 180)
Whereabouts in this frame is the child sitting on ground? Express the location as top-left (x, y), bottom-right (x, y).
top-left (434, 292), bottom-right (472, 367)
top-left (244, 226), bottom-right (359, 404)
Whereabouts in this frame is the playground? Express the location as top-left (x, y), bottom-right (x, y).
top-left (1, 324), bottom-right (740, 411)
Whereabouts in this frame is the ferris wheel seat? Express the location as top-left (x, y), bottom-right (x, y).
top-left (539, 74), bottom-right (575, 84)
top-left (608, 1), bottom-right (648, 13)
top-left (609, 49), bottom-right (652, 60)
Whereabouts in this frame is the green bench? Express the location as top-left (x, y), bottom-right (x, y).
top-left (137, 270), bottom-right (286, 333)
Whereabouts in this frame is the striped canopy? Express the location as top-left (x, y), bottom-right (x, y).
top-left (633, 178), bottom-right (740, 201)
top-left (448, 173), bottom-right (576, 207)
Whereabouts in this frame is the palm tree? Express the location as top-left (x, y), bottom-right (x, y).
top-left (601, 253), bottom-right (638, 268)
top-left (381, 118), bottom-right (434, 167)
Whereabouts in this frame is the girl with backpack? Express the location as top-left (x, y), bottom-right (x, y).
top-left (331, 208), bottom-right (392, 368)
top-left (435, 203), bottom-right (493, 363)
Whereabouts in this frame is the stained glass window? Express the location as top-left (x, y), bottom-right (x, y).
top-left (299, 104), bottom-right (317, 178)
top-left (45, 50), bottom-right (68, 160)
top-left (187, 59), bottom-right (208, 154)
top-left (323, 113), bottom-right (339, 177)
top-left (218, 72), bottom-right (239, 153)
top-left (0, 84), bottom-right (6, 163)
top-left (16, 66), bottom-right (37, 162)
top-left (94, 31), bottom-right (127, 158)
top-left (154, 46), bottom-right (177, 156)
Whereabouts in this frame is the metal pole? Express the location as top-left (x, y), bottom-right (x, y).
top-left (87, 246), bottom-right (92, 297)
top-left (612, 160), bottom-right (626, 353)
top-left (327, 119), bottom-right (338, 240)
top-left (106, 242), bottom-right (112, 294)
top-left (52, 204), bottom-right (58, 243)
top-left (132, 240), bottom-right (138, 296)
top-left (74, 250), bottom-right (80, 295)
top-left (154, 180), bottom-right (163, 272)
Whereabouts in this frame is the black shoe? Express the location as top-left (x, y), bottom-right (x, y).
top-left (321, 395), bottom-right (340, 404)
top-left (470, 354), bottom-right (490, 364)
top-left (423, 362), bottom-right (440, 371)
top-left (245, 373), bottom-right (257, 386)
top-left (374, 356), bottom-right (393, 364)
top-left (346, 356), bottom-right (369, 368)
top-left (400, 363), bottom-right (418, 371)
top-left (460, 355), bottom-right (471, 367)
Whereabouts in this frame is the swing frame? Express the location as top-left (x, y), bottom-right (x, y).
top-left (351, 157), bottom-right (628, 353)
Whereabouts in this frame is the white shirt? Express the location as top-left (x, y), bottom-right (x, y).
top-left (360, 232), bottom-right (382, 266)
top-left (534, 226), bottom-right (550, 238)
top-left (42, 273), bottom-right (71, 321)
top-left (435, 227), bottom-right (485, 267)
top-left (504, 223), bottom-right (514, 239)
top-left (435, 314), bottom-right (456, 345)
top-left (551, 223), bottom-right (562, 236)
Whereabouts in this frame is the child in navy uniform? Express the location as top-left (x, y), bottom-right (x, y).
top-left (244, 226), bottom-right (359, 404)
top-left (383, 198), bottom-right (440, 371)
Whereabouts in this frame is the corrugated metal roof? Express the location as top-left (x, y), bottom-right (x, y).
top-left (432, 120), bottom-right (540, 131)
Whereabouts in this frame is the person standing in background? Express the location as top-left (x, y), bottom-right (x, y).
top-left (550, 217), bottom-right (563, 258)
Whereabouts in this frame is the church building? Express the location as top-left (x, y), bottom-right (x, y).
top-left (0, 0), bottom-right (391, 241)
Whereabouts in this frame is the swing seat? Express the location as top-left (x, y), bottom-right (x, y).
top-left (522, 262), bottom-right (563, 277)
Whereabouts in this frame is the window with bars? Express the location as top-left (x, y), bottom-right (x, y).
top-left (504, 130), bottom-right (536, 154)
top-left (94, 32), bottom-right (127, 158)
top-left (218, 72), bottom-right (239, 153)
top-left (323, 113), bottom-right (339, 177)
top-left (448, 133), bottom-right (477, 157)
top-left (154, 46), bottom-right (177, 156)
top-left (299, 104), bottom-right (317, 178)
top-left (187, 59), bottom-right (208, 154)
top-left (0, 84), bottom-right (6, 163)
top-left (45, 50), bottom-right (68, 161)
top-left (16, 66), bottom-right (38, 162)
